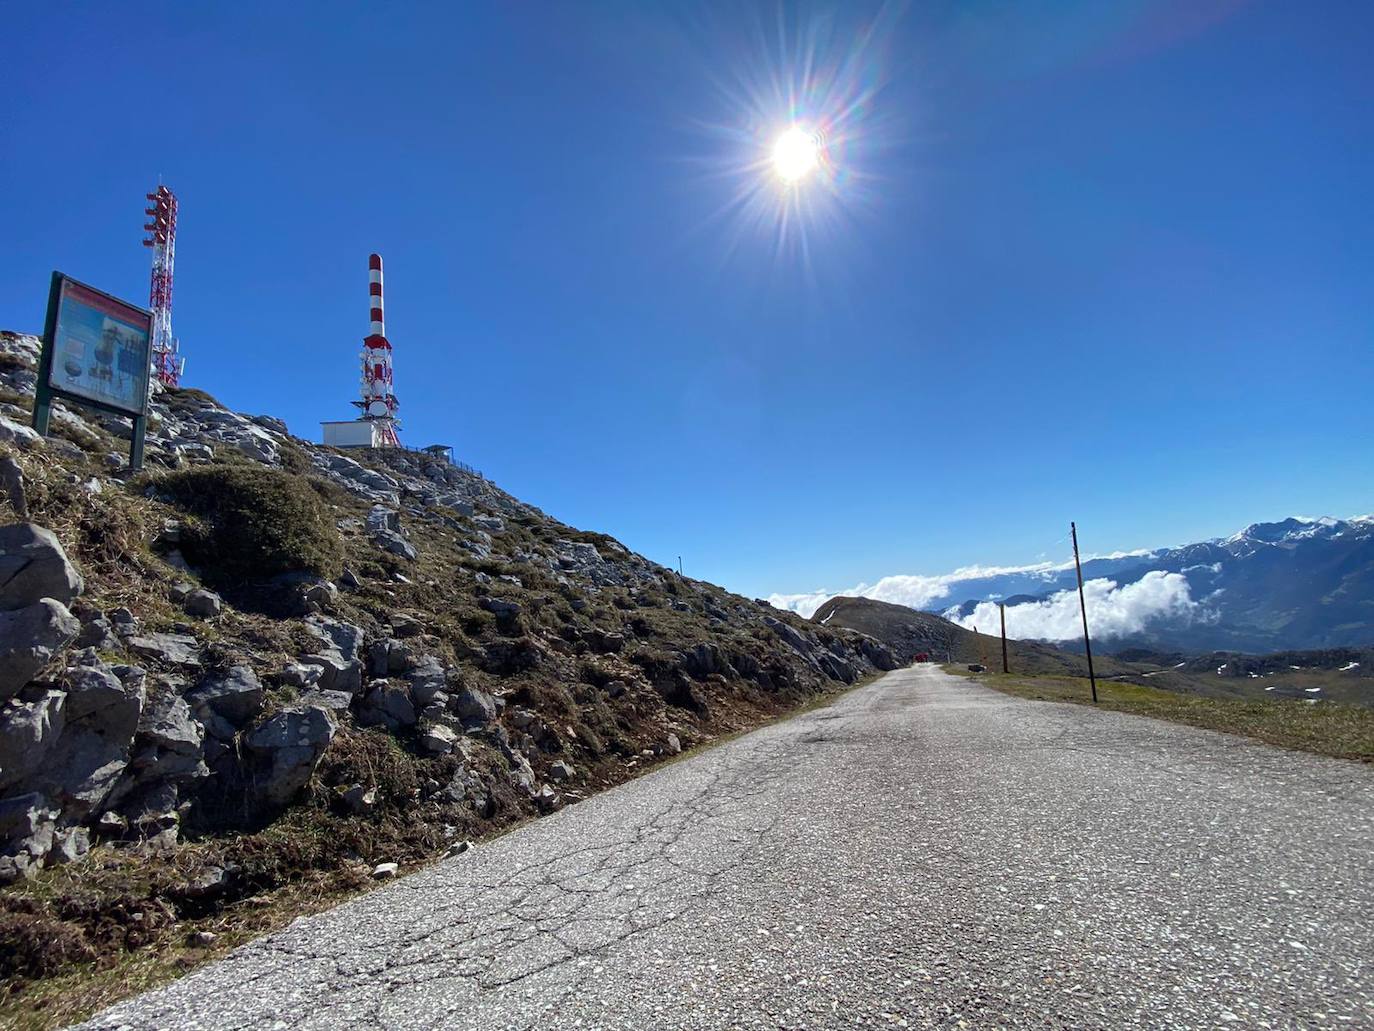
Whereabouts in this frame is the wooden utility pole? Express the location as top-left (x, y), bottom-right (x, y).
top-left (1070, 521), bottom-right (1098, 703)
top-left (1000, 602), bottom-right (1009, 674)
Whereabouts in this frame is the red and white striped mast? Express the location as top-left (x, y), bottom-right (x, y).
top-left (351, 253), bottom-right (401, 446)
top-left (142, 185), bottom-right (183, 388)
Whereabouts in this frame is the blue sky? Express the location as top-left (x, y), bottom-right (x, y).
top-left (3, 1), bottom-right (1371, 602)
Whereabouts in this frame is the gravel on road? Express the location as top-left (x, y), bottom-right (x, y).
top-left (75, 664), bottom-right (1374, 1030)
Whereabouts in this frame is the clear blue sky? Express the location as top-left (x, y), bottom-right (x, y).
top-left (3, 1), bottom-right (1371, 601)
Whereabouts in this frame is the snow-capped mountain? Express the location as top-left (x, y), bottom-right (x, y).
top-left (943, 516), bottom-right (1374, 653)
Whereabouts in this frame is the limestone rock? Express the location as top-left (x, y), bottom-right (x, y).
top-left (296, 689), bottom-right (353, 711)
top-left (38, 660), bottom-right (146, 817)
top-left (137, 692), bottom-right (204, 757)
top-left (48, 825), bottom-right (89, 865)
top-left (337, 783), bottom-right (377, 813)
top-left (0, 599), bottom-right (80, 700)
top-left (0, 456), bottom-right (27, 519)
top-left (420, 723), bottom-right (458, 755)
top-left (0, 523), bottom-right (83, 611)
top-left (0, 690), bottom-right (65, 793)
top-left (300, 615), bottom-right (364, 696)
top-left (682, 642), bottom-right (737, 680)
top-left (359, 682), bottom-right (416, 731)
top-left (183, 588), bottom-right (222, 618)
top-left (479, 596), bottom-right (521, 619)
top-left (819, 653), bottom-right (855, 684)
top-left (244, 705), bottom-right (336, 807)
top-left (0, 418), bottom-right (42, 451)
top-left (126, 632), bottom-right (201, 668)
top-left (452, 685), bottom-right (497, 728)
top-left (407, 656), bottom-right (447, 706)
top-left (366, 505), bottom-right (400, 533)
top-left (278, 662), bottom-right (323, 689)
top-left (375, 531), bottom-right (416, 561)
top-left (75, 613), bottom-right (119, 651)
top-left (185, 666), bottom-right (264, 727)
top-left (0, 792), bottom-right (56, 883)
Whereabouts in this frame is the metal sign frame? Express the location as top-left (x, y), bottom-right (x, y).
top-left (32, 272), bottom-right (152, 471)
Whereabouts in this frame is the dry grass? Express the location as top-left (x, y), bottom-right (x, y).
top-left (0, 867), bottom-right (372, 1031)
top-left (958, 668), bottom-right (1374, 763)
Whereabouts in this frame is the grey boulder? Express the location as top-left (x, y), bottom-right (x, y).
top-left (359, 682), bottom-right (416, 731)
top-left (244, 705), bottom-right (336, 806)
top-left (0, 523), bottom-right (83, 611)
top-left (117, 692), bottom-right (207, 794)
top-left (452, 685), bottom-right (497, 727)
top-left (39, 661), bottom-right (146, 816)
top-left (0, 791), bottom-right (56, 883)
top-left (301, 616), bottom-right (364, 696)
top-left (0, 690), bottom-right (65, 793)
top-left (185, 666), bottom-right (264, 727)
top-left (407, 656), bottom-right (448, 706)
top-left (126, 632), bottom-right (202, 668)
top-left (420, 723), bottom-right (458, 755)
top-left (183, 589), bottom-right (222, 618)
top-left (0, 599), bottom-right (81, 700)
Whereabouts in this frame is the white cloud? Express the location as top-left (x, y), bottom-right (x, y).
top-left (767, 563), bottom-right (1058, 618)
top-left (766, 588), bottom-right (844, 618)
top-left (1181, 562), bottom-right (1223, 574)
top-left (764, 552), bottom-right (1157, 619)
top-left (946, 571), bottom-right (1198, 642)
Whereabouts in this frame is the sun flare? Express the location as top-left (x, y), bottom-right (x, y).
top-left (772, 126), bottom-right (820, 183)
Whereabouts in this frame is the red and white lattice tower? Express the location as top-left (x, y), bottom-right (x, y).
top-left (142, 185), bottom-right (183, 388)
top-left (350, 253), bottom-right (401, 446)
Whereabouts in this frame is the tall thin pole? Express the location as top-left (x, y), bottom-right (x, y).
top-left (1000, 602), bottom-right (1009, 674)
top-left (1071, 521), bottom-right (1098, 703)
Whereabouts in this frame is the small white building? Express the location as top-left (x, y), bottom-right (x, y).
top-left (321, 420), bottom-right (388, 448)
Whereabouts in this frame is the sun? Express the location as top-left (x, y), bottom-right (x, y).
top-left (772, 126), bottom-right (820, 184)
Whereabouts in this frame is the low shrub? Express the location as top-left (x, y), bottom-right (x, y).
top-left (156, 465), bottom-right (343, 582)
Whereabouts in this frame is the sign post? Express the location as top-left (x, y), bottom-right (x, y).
top-left (33, 273), bottom-right (152, 471)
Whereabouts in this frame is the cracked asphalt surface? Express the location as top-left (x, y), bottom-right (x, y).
top-left (76, 664), bottom-right (1374, 1030)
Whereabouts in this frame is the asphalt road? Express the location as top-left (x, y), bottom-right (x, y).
top-left (77, 664), bottom-right (1374, 1030)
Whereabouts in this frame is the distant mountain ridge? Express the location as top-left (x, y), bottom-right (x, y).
top-left (941, 516), bottom-right (1374, 653)
top-left (810, 596), bottom-right (1138, 678)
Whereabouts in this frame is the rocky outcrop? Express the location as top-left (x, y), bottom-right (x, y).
top-left (301, 616), bottom-right (364, 696)
top-left (244, 705), bottom-right (336, 807)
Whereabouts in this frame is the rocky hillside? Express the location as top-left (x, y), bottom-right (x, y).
top-left (0, 329), bottom-right (894, 1018)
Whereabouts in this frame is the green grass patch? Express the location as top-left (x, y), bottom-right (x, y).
top-left (961, 669), bottom-right (1374, 763)
top-left (154, 464), bottom-right (343, 582)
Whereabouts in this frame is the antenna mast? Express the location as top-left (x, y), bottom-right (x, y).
top-left (351, 253), bottom-right (401, 446)
top-left (142, 185), bottom-right (183, 387)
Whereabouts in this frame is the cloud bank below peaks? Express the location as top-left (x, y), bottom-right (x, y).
top-left (767, 561), bottom-right (1070, 620)
top-left (945, 570), bottom-right (1198, 642)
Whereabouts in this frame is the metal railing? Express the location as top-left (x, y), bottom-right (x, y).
top-left (393, 443), bottom-right (483, 480)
